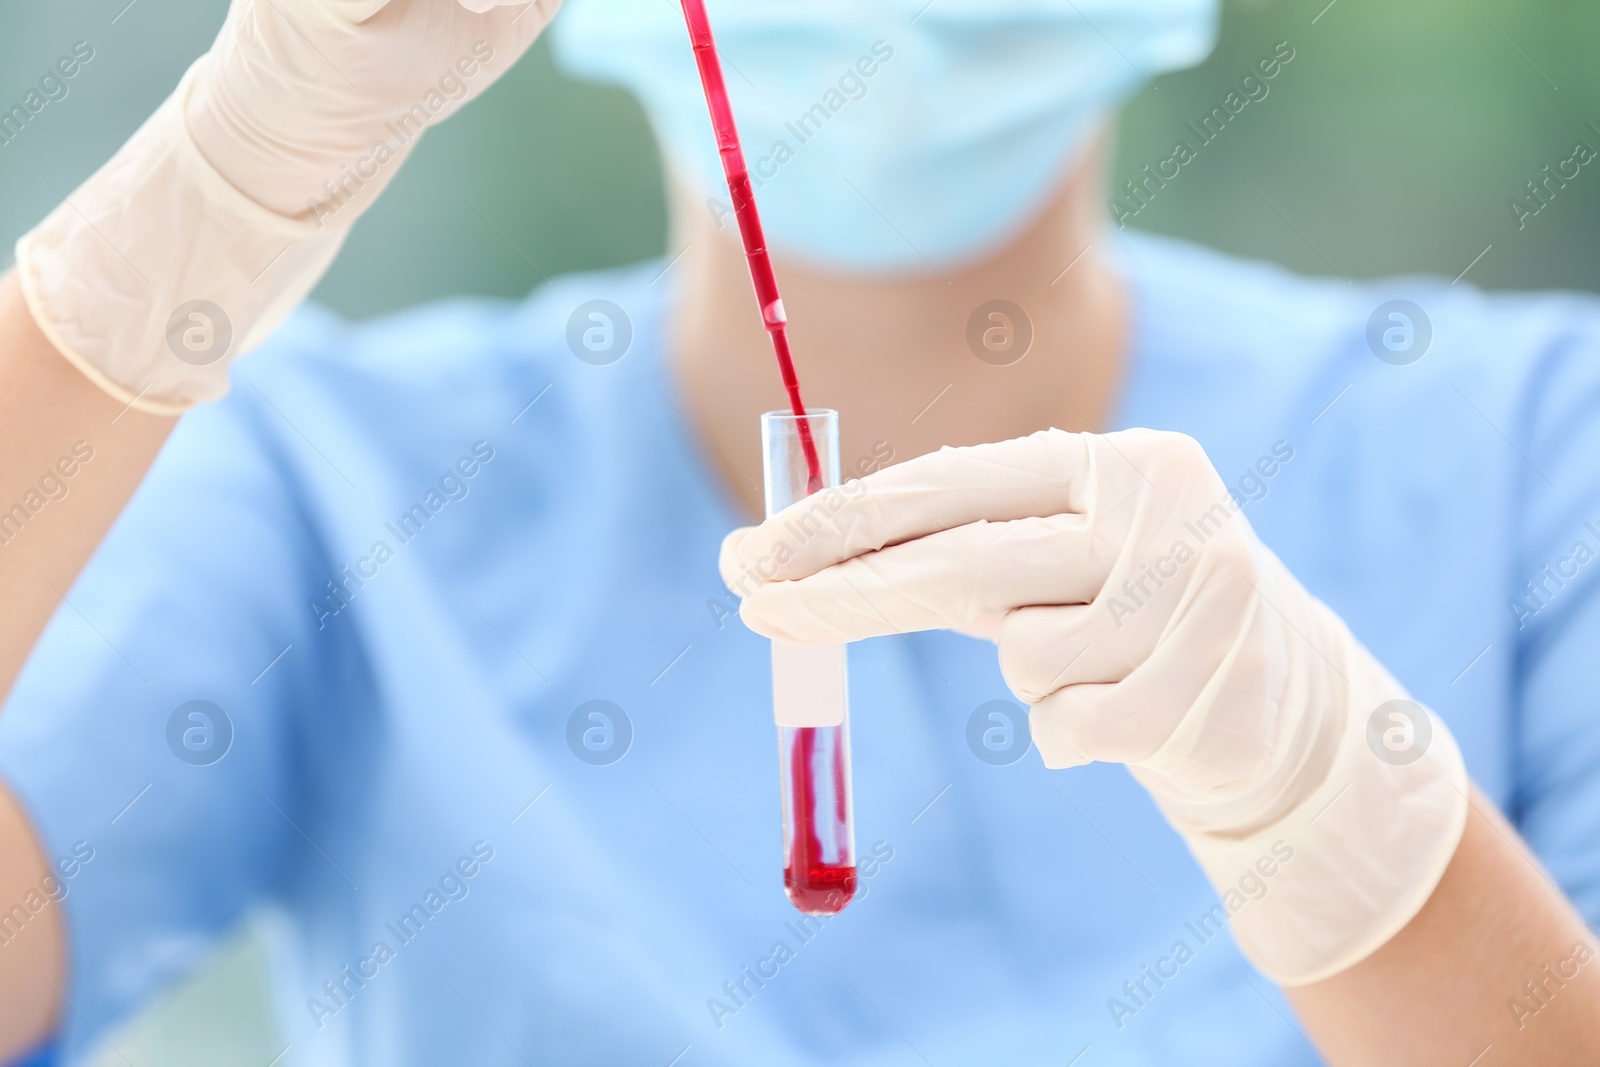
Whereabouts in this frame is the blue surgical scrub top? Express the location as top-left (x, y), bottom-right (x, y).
top-left (5, 231), bottom-right (1600, 1066)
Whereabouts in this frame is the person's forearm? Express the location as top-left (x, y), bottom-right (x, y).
top-left (0, 273), bottom-right (171, 1051)
top-left (0, 779), bottom-right (62, 1061)
top-left (0, 271), bottom-right (174, 701)
top-left (1289, 788), bottom-right (1600, 1065)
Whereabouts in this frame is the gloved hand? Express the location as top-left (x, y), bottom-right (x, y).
top-left (720, 427), bottom-right (1468, 985)
top-left (16, 0), bottom-right (558, 414)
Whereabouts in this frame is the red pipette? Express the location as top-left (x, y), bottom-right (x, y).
top-left (678, 0), bottom-right (824, 494)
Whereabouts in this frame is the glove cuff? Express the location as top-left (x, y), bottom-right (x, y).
top-left (15, 61), bottom-right (356, 415)
top-left (1178, 628), bottom-right (1469, 986)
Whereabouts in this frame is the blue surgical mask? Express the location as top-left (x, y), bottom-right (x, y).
top-left (551, 0), bottom-right (1218, 274)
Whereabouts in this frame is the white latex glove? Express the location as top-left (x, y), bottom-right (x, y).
top-left (720, 428), bottom-right (1468, 986)
top-left (16, 0), bottom-right (558, 414)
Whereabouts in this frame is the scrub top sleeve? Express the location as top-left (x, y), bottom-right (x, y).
top-left (1506, 310), bottom-right (1600, 923)
top-left (0, 384), bottom-right (359, 1062)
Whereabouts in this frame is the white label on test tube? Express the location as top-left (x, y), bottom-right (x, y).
top-left (771, 642), bottom-right (847, 728)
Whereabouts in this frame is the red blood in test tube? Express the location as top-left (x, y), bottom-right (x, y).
top-left (784, 727), bottom-right (857, 914)
top-left (767, 411), bottom-right (858, 916)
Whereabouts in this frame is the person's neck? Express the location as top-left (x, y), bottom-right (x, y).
top-left (668, 138), bottom-right (1127, 521)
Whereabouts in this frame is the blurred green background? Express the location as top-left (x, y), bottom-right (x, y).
top-left (2, 0), bottom-right (1598, 1063)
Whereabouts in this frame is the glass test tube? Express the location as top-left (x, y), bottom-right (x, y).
top-left (762, 409), bottom-right (858, 915)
